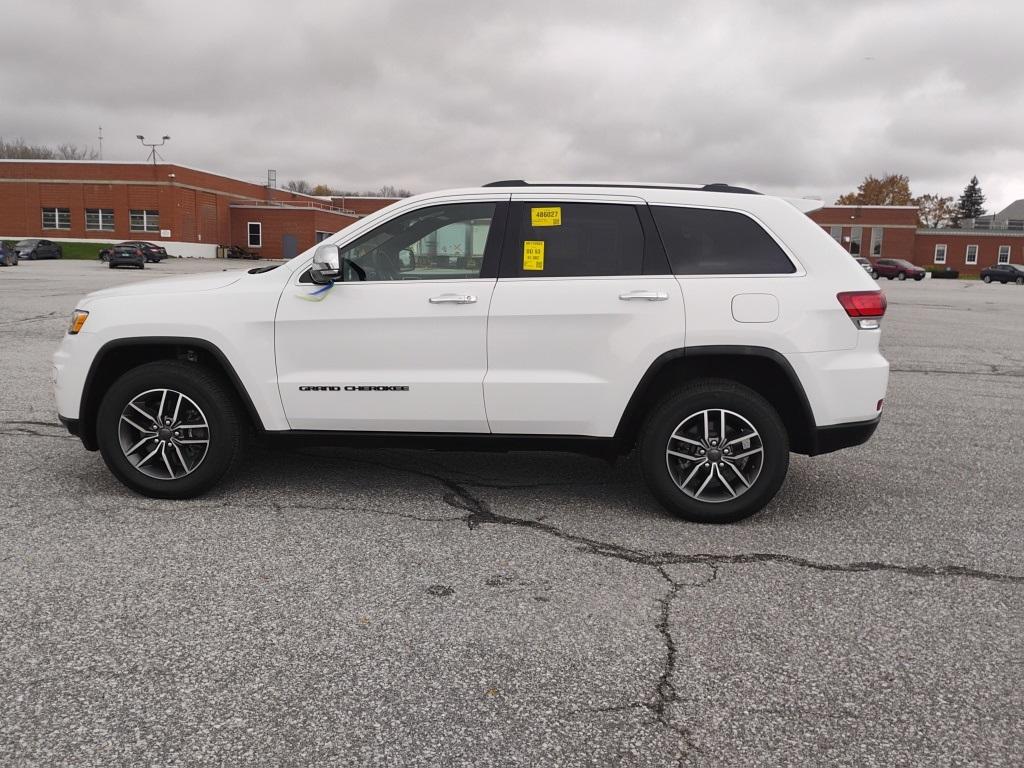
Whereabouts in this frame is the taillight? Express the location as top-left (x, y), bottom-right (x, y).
top-left (837, 291), bottom-right (886, 330)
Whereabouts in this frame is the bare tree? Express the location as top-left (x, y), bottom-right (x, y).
top-left (0, 137), bottom-right (98, 160)
top-left (284, 179), bottom-right (313, 194)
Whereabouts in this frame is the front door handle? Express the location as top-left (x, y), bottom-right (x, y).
top-left (619, 290), bottom-right (669, 301)
top-left (429, 294), bottom-right (477, 304)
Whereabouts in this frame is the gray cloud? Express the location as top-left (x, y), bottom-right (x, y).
top-left (1, 0), bottom-right (1021, 208)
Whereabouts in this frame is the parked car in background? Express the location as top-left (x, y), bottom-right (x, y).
top-left (872, 258), bottom-right (925, 281)
top-left (222, 245), bottom-right (259, 260)
top-left (854, 256), bottom-right (876, 277)
top-left (1, 241), bottom-right (18, 266)
top-left (99, 241), bottom-right (167, 263)
top-left (980, 263), bottom-right (1024, 284)
top-left (107, 244), bottom-right (145, 270)
top-left (15, 239), bottom-right (62, 260)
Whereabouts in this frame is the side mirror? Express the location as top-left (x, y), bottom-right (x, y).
top-left (398, 248), bottom-right (415, 272)
top-left (310, 243), bottom-right (341, 284)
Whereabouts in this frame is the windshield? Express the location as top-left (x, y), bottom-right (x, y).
top-left (16, 239), bottom-right (38, 248)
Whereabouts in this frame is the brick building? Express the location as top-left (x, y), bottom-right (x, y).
top-left (0, 160), bottom-right (398, 259)
top-left (809, 202), bottom-right (1024, 276)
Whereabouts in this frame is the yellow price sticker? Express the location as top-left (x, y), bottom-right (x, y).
top-left (523, 240), bottom-right (545, 271)
top-left (531, 207), bottom-right (562, 227)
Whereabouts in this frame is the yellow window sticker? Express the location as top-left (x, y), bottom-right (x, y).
top-left (531, 206), bottom-right (562, 227)
top-left (523, 240), bottom-right (545, 271)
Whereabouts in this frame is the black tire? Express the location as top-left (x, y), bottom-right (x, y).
top-left (1016, 277), bottom-right (1023, 285)
top-left (638, 379), bottom-right (789, 524)
top-left (914, 275), bottom-right (924, 281)
top-left (108, 262), bottom-right (116, 269)
top-left (897, 272), bottom-right (907, 281)
top-left (96, 361), bottom-right (247, 499)
top-left (983, 275), bottom-right (992, 283)
top-left (870, 271), bottom-right (878, 279)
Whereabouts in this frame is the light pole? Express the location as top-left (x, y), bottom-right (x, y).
top-left (137, 134), bottom-right (170, 165)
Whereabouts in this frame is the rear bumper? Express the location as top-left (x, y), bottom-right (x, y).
top-left (807, 415), bottom-right (880, 456)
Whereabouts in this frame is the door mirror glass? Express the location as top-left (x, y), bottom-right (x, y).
top-left (310, 243), bottom-right (341, 284)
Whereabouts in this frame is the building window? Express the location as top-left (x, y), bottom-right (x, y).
top-left (849, 226), bottom-right (862, 255)
top-left (1008, 220), bottom-right (1024, 231)
top-left (41, 207), bottom-right (71, 230)
top-left (869, 227), bottom-right (884, 256)
top-left (933, 244), bottom-right (947, 264)
top-left (315, 231), bottom-right (332, 243)
top-left (964, 244), bottom-right (978, 265)
top-left (130, 209), bottom-right (160, 232)
top-left (998, 245), bottom-right (1011, 264)
top-left (85, 208), bottom-right (115, 231)
top-left (247, 222), bottom-right (262, 248)
top-left (829, 225), bottom-right (842, 242)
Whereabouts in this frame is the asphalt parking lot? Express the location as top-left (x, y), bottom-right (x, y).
top-left (1, 258), bottom-right (1022, 767)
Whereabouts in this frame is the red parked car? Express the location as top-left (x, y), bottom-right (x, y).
top-left (871, 258), bottom-right (926, 281)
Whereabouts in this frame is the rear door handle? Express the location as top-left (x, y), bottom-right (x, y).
top-left (619, 290), bottom-right (669, 301)
top-left (429, 294), bottom-right (477, 304)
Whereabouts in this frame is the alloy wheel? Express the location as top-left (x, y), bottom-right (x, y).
top-left (665, 409), bottom-right (764, 504)
top-left (117, 388), bottom-right (210, 480)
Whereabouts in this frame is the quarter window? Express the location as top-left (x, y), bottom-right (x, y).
top-left (340, 202), bottom-right (496, 281)
top-left (247, 222), bottom-right (262, 248)
top-left (651, 206), bottom-right (795, 275)
top-left (130, 209), bottom-right (160, 232)
top-left (965, 244), bottom-right (978, 265)
top-left (933, 244), bottom-right (947, 264)
top-left (41, 207), bottom-right (70, 230)
top-left (508, 202), bottom-right (644, 278)
top-left (998, 245), bottom-right (1011, 264)
top-left (86, 208), bottom-right (114, 231)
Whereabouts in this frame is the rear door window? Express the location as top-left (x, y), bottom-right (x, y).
top-left (651, 206), bottom-right (795, 275)
top-left (502, 202), bottom-right (645, 278)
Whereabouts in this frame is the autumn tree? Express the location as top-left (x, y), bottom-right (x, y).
top-left (835, 173), bottom-right (913, 206)
top-left (913, 193), bottom-right (955, 228)
top-left (952, 176), bottom-right (986, 227)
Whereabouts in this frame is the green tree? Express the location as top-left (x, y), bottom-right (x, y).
top-left (835, 173), bottom-right (913, 206)
top-left (952, 176), bottom-right (986, 227)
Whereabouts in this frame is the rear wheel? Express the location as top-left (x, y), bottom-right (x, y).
top-left (897, 272), bottom-right (907, 280)
top-left (870, 270), bottom-right (878, 279)
top-left (639, 380), bottom-right (789, 523)
top-left (96, 361), bottom-right (247, 498)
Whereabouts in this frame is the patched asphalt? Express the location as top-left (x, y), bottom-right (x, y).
top-left (1, 259), bottom-right (1022, 766)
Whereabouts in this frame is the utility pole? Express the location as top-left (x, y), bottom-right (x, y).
top-left (98, 126), bottom-right (103, 160)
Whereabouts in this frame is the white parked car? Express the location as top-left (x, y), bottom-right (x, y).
top-left (53, 181), bottom-right (889, 523)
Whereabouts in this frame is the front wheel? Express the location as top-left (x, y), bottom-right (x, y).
top-left (638, 380), bottom-right (789, 524)
top-left (983, 275), bottom-right (992, 283)
top-left (914, 275), bottom-right (924, 281)
top-left (96, 361), bottom-right (247, 499)
top-left (1017, 277), bottom-right (1023, 285)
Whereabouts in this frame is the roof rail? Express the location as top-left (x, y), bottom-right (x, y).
top-left (482, 180), bottom-right (760, 194)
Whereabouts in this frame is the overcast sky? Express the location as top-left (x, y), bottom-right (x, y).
top-left (2, 0), bottom-right (1022, 208)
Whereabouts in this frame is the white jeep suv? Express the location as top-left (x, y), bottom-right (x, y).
top-left (53, 181), bottom-right (889, 523)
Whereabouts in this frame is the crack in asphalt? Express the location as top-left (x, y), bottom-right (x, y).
top-left (891, 365), bottom-right (1024, 378)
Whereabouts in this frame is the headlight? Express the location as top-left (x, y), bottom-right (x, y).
top-left (68, 309), bottom-right (89, 335)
